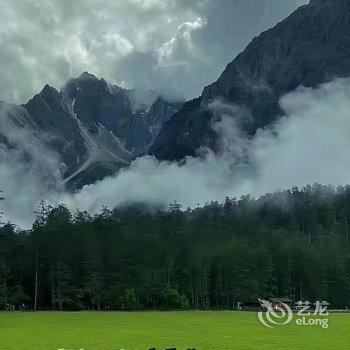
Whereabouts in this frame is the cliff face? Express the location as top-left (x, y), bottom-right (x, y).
top-left (146, 98), bottom-right (180, 138)
top-left (24, 84), bottom-right (89, 174)
top-left (0, 73), bottom-right (179, 188)
top-left (62, 72), bottom-right (153, 155)
top-left (151, 0), bottom-right (350, 160)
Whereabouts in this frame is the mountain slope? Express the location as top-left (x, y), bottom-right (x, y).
top-left (0, 73), bottom-right (180, 189)
top-left (151, 0), bottom-right (350, 160)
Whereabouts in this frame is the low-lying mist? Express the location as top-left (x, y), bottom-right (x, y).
top-left (2, 78), bottom-right (350, 227)
top-left (0, 104), bottom-right (61, 227)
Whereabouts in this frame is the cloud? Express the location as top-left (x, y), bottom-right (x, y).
top-left (53, 78), bottom-right (350, 215)
top-left (0, 0), bottom-right (307, 103)
top-left (251, 79), bottom-right (350, 192)
top-left (0, 149), bottom-right (50, 227)
top-left (2, 76), bottom-right (350, 226)
top-left (0, 104), bottom-right (62, 226)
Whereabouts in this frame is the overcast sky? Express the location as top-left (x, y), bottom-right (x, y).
top-left (0, 0), bottom-right (307, 103)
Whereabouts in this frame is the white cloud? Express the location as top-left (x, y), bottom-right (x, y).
top-left (0, 104), bottom-right (62, 226)
top-left (159, 17), bottom-right (207, 64)
top-left (0, 0), bottom-right (307, 103)
top-left (251, 79), bottom-right (350, 192)
top-left (53, 78), bottom-right (350, 215)
top-left (2, 77), bottom-right (350, 227)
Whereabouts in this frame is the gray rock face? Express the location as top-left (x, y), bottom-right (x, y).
top-left (0, 73), bottom-right (179, 188)
top-left (146, 97), bottom-right (180, 138)
top-left (25, 84), bottom-right (89, 175)
top-left (62, 72), bottom-right (152, 154)
top-left (151, 0), bottom-right (350, 160)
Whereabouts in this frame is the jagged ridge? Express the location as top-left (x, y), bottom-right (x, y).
top-left (0, 73), bottom-right (181, 189)
top-left (151, 0), bottom-right (350, 160)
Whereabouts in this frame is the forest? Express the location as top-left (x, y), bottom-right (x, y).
top-left (1, 184), bottom-right (350, 311)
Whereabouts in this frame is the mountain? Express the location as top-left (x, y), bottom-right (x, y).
top-left (0, 72), bottom-right (181, 189)
top-left (151, 0), bottom-right (350, 160)
top-left (146, 97), bottom-right (181, 139)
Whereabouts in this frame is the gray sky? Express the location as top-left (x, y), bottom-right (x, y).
top-left (0, 0), bottom-right (307, 103)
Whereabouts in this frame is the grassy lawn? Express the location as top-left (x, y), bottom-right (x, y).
top-left (0, 311), bottom-right (348, 350)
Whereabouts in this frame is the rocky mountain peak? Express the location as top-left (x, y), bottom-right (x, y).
top-left (78, 71), bottom-right (98, 80)
top-left (41, 84), bottom-right (59, 96)
top-left (0, 68), bottom-right (179, 187)
top-left (62, 71), bottom-right (110, 100)
top-left (24, 84), bottom-right (63, 115)
top-left (151, 0), bottom-right (350, 160)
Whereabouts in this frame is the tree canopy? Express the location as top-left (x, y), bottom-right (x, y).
top-left (1, 184), bottom-right (350, 310)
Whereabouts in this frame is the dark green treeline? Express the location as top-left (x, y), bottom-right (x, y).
top-left (1, 184), bottom-right (350, 311)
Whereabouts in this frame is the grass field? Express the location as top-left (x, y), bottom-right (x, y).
top-left (0, 311), bottom-right (348, 350)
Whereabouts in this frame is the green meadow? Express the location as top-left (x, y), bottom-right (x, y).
top-left (0, 311), bottom-right (348, 350)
